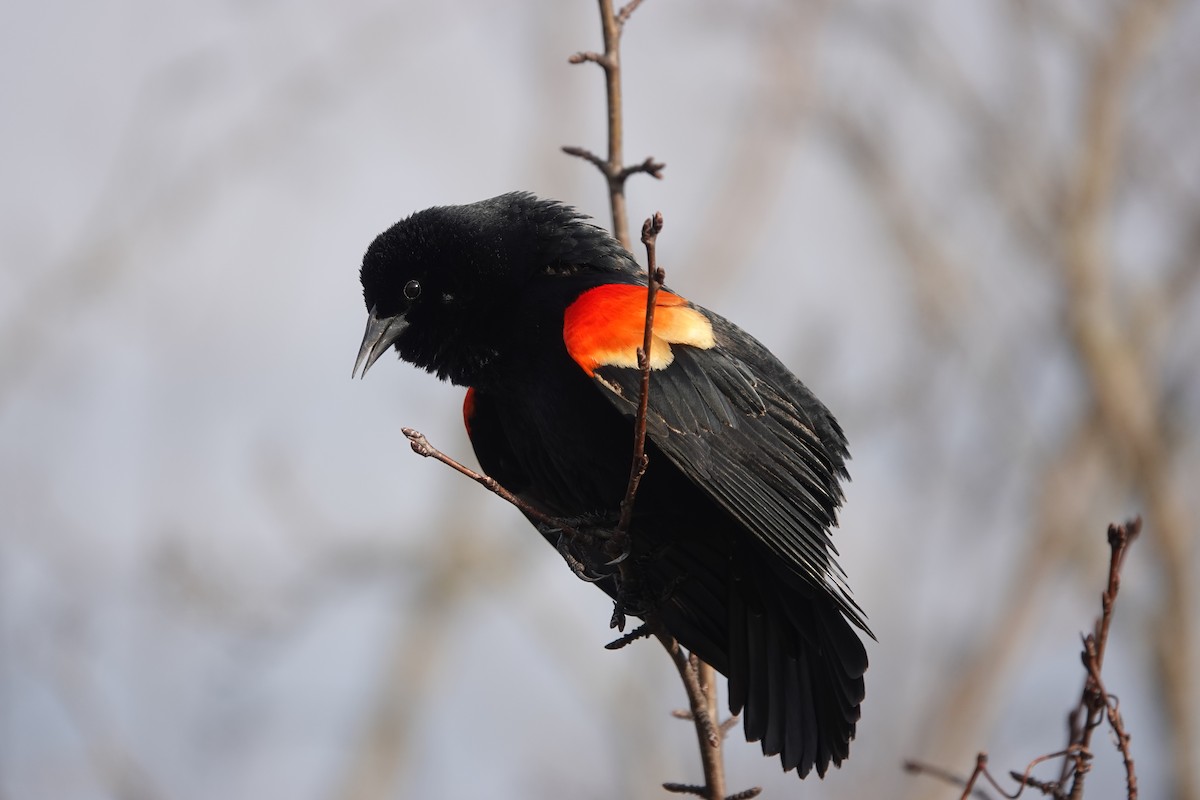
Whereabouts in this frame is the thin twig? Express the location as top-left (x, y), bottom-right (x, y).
top-left (908, 745), bottom-right (1088, 800)
top-left (1008, 771), bottom-right (1062, 797)
top-left (960, 753), bottom-right (990, 800)
top-left (907, 519), bottom-right (1142, 800)
top-left (1059, 0), bottom-right (1194, 792)
top-left (561, 145), bottom-right (608, 171)
top-left (655, 631), bottom-right (732, 800)
top-left (563, 0), bottom-right (664, 248)
top-left (1009, 747), bottom-right (1084, 798)
top-left (619, 156), bottom-right (666, 181)
top-left (1107, 694), bottom-right (1138, 800)
top-left (1066, 517), bottom-right (1141, 800)
top-left (725, 789), bottom-right (763, 800)
top-left (615, 213), bottom-right (664, 536)
top-left (621, 215), bottom-right (743, 797)
top-left (615, 0), bottom-right (646, 29)
top-left (903, 757), bottom-right (993, 799)
top-left (401, 428), bottom-right (580, 539)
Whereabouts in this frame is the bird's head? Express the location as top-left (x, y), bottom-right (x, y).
top-left (353, 192), bottom-right (636, 385)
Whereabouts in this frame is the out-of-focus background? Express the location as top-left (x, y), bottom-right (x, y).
top-left (2, 1), bottom-right (1197, 798)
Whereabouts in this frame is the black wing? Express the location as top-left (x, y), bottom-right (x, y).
top-left (589, 311), bottom-right (870, 635)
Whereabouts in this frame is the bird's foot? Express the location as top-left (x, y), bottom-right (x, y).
top-left (554, 531), bottom-right (606, 582)
top-left (540, 511), bottom-right (623, 584)
top-left (602, 527), bottom-right (632, 566)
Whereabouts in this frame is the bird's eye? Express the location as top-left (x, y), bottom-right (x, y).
top-left (403, 280), bottom-right (421, 300)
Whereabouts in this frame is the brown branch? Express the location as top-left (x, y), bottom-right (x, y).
top-left (615, 212), bottom-right (664, 537)
top-left (1011, 748), bottom-right (1086, 799)
top-left (725, 789), bottom-right (763, 800)
top-left (907, 519), bottom-right (1142, 800)
top-left (904, 754), bottom-right (994, 800)
top-left (615, 0), bottom-right (646, 29)
top-left (561, 144), bottom-right (608, 171)
top-left (654, 630), bottom-right (741, 800)
top-left (401, 428), bottom-right (578, 536)
top-left (960, 753), bottom-right (990, 800)
top-left (1059, 3), bottom-right (1194, 793)
top-left (567, 51), bottom-right (611, 68)
top-left (563, 0), bottom-right (664, 249)
top-left (619, 156), bottom-right (666, 181)
top-left (1078, 639), bottom-right (1130, 794)
top-left (1008, 771), bottom-right (1064, 798)
top-left (1065, 517), bottom-right (1141, 800)
top-left (617, 215), bottom-right (743, 798)
top-left (1107, 694), bottom-right (1138, 800)
top-left (907, 745), bottom-right (1095, 800)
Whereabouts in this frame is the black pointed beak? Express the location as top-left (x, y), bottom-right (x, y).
top-left (352, 306), bottom-right (408, 378)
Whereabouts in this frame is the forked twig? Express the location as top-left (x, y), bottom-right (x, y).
top-left (903, 758), bottom-right (993, 800)
top-left (906, 518), bottom-right (1142, 800)
top-left (655, 630), bottom-right (742, 800)
top-left (1065, 517), bottom-right (1141, 799)
top-left (615, 0), bottom-right (646, 28)
top-left (563, 0), bottom-right (664, 248)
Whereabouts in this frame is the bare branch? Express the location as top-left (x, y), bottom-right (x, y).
top-left (561, 144), bottom-right (609, 171)
top-left (903, 755), bottom-right (994, 800)
top-left (724, 788), bottom-right (763, 800)
top-left (564, 0), bottom-right (664, 248)
top-left (619, 156), bottom-right (666, 181)
top-left (401, 428), bottom-right (581, 538)
top-left (1057, 3), bottom-right (1195, 788)
top-left (615, 0), bottom-right (646, 30)
top-left (1065, 518), bottom-right (1142, 800)
top-left (908, 519), bottom-right (1142, 800)
top-left (655, 630), bottom-right (743, 800)
top-left (615, 212), bottom-right (665, 538)
top-left (567, 51), bottom-right (611, 67)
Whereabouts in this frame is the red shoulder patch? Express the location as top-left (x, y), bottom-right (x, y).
top-left (563, 284), bottom-right (715, 377)
top-left (463, 386), bottom-right (477, 435)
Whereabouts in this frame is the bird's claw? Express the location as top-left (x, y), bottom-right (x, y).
top-left (605, 546), bottom-right (631, 566)
top-left (555, 532), bottom-right (606, 583)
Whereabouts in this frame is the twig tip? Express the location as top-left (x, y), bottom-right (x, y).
top-left (725, 788), bottom-right (762, 800)
top-left (641, 211), bottom-right (664, 244)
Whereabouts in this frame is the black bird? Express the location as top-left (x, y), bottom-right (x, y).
top-left (354, 192), bottom-right (870, 778)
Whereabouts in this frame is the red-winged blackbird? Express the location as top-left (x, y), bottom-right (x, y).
top-left (354, 192), bottom-right (870, 778)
